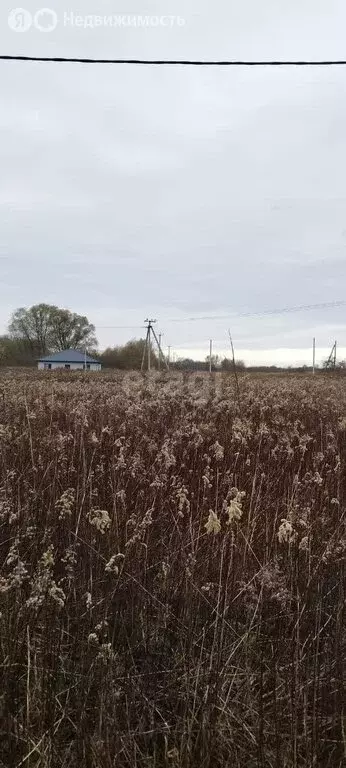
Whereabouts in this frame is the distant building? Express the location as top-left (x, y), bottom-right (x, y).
top-left (38, 349), bottom-right (101, 371)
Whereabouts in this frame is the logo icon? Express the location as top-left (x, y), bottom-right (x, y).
top-left (34, 8), bottom-right (58, 32)
top-left (8, 7), bottom-right (32, 32)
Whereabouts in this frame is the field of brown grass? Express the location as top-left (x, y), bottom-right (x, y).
top-left (0, 370), bottom-right (345, 767)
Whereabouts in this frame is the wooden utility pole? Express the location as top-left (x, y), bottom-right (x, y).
top-left (158, 333), bottom-right (164, 370)
top-left (312, 337), bottom-right (316, 375)
top-left (209, 339), bottom-right (212, 374)
top-left (228, 330), bottom-right (241, 412)
top-left (141, 320), bottom-right (152, 371)
top-left (151, 325), bottom-right (168, 371)
top-left (148, 332), bottom-right (151, 371)
top-left (325, 340), bottom-right (337, 371)
top-left (141, 319), bottom-right (169, 372)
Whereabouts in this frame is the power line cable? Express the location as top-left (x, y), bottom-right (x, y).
top-left (1, 55), bottom-right (346, 66)
top-left (93, 300), bottom-right (346, 329)
top-left (167, 300), bottom-right (346, 324)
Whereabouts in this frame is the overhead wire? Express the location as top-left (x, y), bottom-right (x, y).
top-left (1, 55), bottom-right (346, 66)
top-left (94, 300), bottom-right (346, 329)
top-left (167, 299), bottom-right (346, 323)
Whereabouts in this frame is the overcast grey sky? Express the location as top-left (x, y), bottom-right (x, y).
top-left (1, 1), bottom-right (346, 364)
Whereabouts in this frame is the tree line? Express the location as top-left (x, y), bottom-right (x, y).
top-left (0, 303), bottom-right (343, 371)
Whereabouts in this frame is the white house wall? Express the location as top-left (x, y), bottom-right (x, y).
top-left (38, 362), bottom-right (101, 371)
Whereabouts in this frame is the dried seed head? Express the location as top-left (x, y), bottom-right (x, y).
top-left (277, 519), bottom-right (298, 544)
top-left (205, 510), bottom-right (221, 535)
top-left (105, 555), bottom-right (119, 575)
top-left (87, 509), bottom-right (111, 534)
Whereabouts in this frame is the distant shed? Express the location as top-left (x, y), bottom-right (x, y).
top-left (38, 349), bottom-right (101, 371)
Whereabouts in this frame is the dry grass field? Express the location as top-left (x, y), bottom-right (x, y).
top-left (0, 369), bottom-right (345, 767)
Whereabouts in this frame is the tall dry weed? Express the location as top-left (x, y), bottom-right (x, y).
top-left (0, 369), bottom-right (345, 767)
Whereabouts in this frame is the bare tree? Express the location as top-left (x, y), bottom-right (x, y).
top-left (8, 304), bottom-right (97, 355)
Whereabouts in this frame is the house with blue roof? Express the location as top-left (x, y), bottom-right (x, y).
top-left (38, 349), bottom-right (101, 371)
